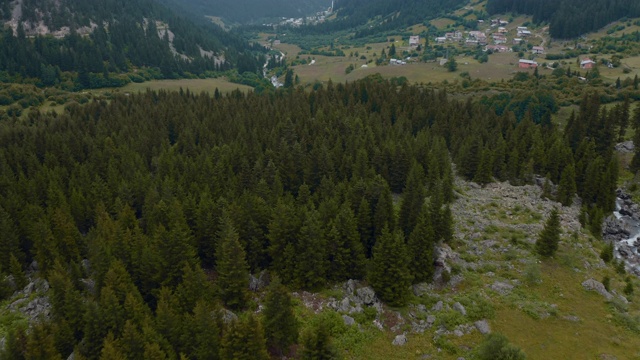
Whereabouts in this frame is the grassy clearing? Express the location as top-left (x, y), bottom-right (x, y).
top-left (118, 78), bottom-right (253, 95)
top-left (430, 18), bottom-right (456, 29)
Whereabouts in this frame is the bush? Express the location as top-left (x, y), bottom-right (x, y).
top-left (600, 243), bottom-right (614, 263)
top-left (476, 333), bottom-right (526, 360)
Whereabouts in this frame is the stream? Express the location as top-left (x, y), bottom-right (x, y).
top-left (610, 194), bottom-right (640, 276)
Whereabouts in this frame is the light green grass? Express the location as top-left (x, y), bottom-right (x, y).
top-left (119, 78), bottom-right (253, 94)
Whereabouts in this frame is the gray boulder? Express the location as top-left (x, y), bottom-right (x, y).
top-left (342, 315), bottom-right (356, 326)
top-left (249, 271), bottom-right (269, 292)
top-left (392, 334), bottom-right (407, 346)
top-left (426, 315), bottom-right (436, 326)
top-left (582, 279), bottom-right (613, 300)
top-left (338, 297), bottom-right (351, 313)
top-left (432, 301), bottom-right (444, 312)
top-left (453, 302), bottom-right (466, 316)
top-left (220, 309), bottom-right (238, 324)
top-left (344, 279), bottom-right (357, 296)
top-left (474, 320), bottom-right (491, 334)
top-left (490, 281), bottom-right (514, 295)
top-left (615, 141), bottom-right (635, 153)
top-left (356, 287), bottom-right (377, 305)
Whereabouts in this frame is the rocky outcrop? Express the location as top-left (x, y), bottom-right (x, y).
top-left (474, 320), bottom-right (491, 334)
top-left (582, 279), bottom-right (613, 300)
top-left (615, 141), bottom-right (635, 153)
top-left (249, 271), bottom-right (270, 292)
top-left (392, 334), bottom-right (407, 346)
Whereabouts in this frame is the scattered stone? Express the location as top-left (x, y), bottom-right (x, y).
top-left (453, 329), bottom-right (464, 337)
top-left (413, 283), bottom-right (431, 297)
top-left (453, 302), bottom-right (466, 316)
top-left (220, 309), bottom-right (238, 324)
top-left (432, 301), bottom-right (444, 312)
top-left (392, 334), bottom-right (407, 346)
top-left (582, 279), bottom-right (613, 300)
top-left (339, 297), bottom-right (351, 313)
top-left (249, 271), bottom-right (269, 292)
top-left (615, 141), bottom-right (635, 153)
top-left (599, 354), bottom-right (618, 360)
top-left (356, 287), bottom-right (377, 305)
top-left (426, 315), bottom-right (436, 326)
top-left (562, 315), bottom-right (581, 323)
top-left (474, 320), bottom-right (491, 334)
top-left (490, 281), bottom-right (514, 295)
top-left (373, 319), bottom-right (384, 330)
top-left (342, 315), bottom-right (356, 326)
top-left (81, 259), bottom-right (91, 274)
top-left (344, 279), bottom-right (357, 296)
top-left (67, 352), bottom-right (75, 360)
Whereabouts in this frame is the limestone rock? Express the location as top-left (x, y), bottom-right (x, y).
top-left (342, 315), bottom-right (355, 326)
top-left (356, 287), bottom-right (377, 306)
top-left (453, 302), bottom-right (466, 316)
top-left (582, 279), bottom-right (613, 300)
top-left (392, 334), bottom-right (407, 346)
top-left (220, 309), bottom-right (238, 324)
top-left (344, 279), bottom-right (357, 296)
top-left (249, 271), bottom-right (269, 292)
top-left (474, 320), bottom-right (491, 334)
top-left (432, 301), bottom-right (444, 312)
top-left (490, 281), bottom-right (514, 295)
top-left (615, 141), bottom-right (635, 153)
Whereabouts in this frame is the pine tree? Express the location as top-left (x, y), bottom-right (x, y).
top-left (357, 198), bottom-right (375, 258)
top-left (294, 209), bottom-right (327, 290)
top-left (408, 205), bottom-right (436, 284)
top-left (9, 253), bottom-right (27, 290)
top-left (220, 315), bottom-right (269, 360)
top-left (398, 162), bottom-right (426, 237)
top-left (473, 148), bottom-right (494, 186)
top-left (0, 206), bottom-right (21, 274)
top-left (300, 321), bottom-right (339, 360)
top-left (327, 203), bottom-right (366, 281)
top-left (262, 277), bottom-right (299, 356)
top-left (557, 164), bottom-right (577, 206)
top-left (368, 226), bottom-right (412, 307)
top-left (191, 300), bottom-right (222, 360)
top-left (535, 208), bottom-right (561, 257)
top-left (215, 213), bottom-right (249, 311)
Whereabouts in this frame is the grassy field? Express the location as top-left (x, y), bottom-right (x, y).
top-left (119, 78), bottom-right (253, 95)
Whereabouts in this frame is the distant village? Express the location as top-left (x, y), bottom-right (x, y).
top-left (264, 1), bottom-right (334, 27)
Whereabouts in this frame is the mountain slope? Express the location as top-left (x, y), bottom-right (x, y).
top-left (486, 0), bottom-right (640, 38)
top-left (163, 0), bottom-right (330, 24)
top-left (0, 0), bottom-right (263, 89)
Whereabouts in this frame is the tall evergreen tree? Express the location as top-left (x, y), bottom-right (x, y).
top-left (368, 226), bottom-right (412, 307)
top-left (262, 277), bottom-right (299, 356)
top-left (408, 205), bottom-right (437, 284)
top-left (535, 208), bottom-right (561, 257)
top-left (215, 213), bottom-right (250, 311)
top-left (300, 321), bottom-right (339, 360)
top-left (557, 163), bottom-right (577, 206)
top-left (398, 161), bottom-right (426, 237)
top-left (294, 209), bottom-right (328, 290)
top-left (327, 203), bottom-right (366, 281)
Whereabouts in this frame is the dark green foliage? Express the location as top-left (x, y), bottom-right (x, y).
top-left (300, 321), bottom-right (339, 360)
top-left (294, 209), bottom-right (328, 290)
top-left (215, 213), bottom-right (250, 310)
top-left (408, 205), bottom-right (437, 284)
top-left (602, 276), bottom-right (611, 291)
top-left (10, 253), bottom-right (28, 290)
top-left (535, 209), bottom-right (561, 257)
top-left (220, 315), bottom-right (269, 360)
top-left (368, 227), bottom-right (412, 307)
top-left (557, 164), bottom-right (577, 206)
top-left (601, 242), bottom-right (614, 263)
top-left (624, 278), bottom-right (634, 296)
top-left (398, 162), bottom-right (427, 237)
top-left (327, 203), bottom-right (366, 281)
top-left (263, 277), bottom-right (299, 355)
top-left (476, 333), bottom-right (526, 360)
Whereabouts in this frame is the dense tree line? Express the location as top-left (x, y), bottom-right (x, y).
top-left (291, 0), bottom-right (465, 38)
top-left (0, 0), bottom-right (265, 88)
top-left (486, 0), bottom-right (640, 38)
top-left (162, 0), bottom-right (328, 24)
top-left (0, 78), bottom-right (620, 358)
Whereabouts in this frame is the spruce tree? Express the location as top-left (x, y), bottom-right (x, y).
top-left (368, 226), bottom-right (412, 307)
top-left (262, 277), bottom-right (299, 356)
top-left (215, 213), bottom-right (250, 311)
top-left (220, 315), bottom-right (269, 360)
top-left (300, 321), bottom-right (339, 360)
top-left (327, 203), bottom-right (366, 281)
top-left (535, 208), bottom-right (561, 257)
top-left (9, 253), bottom-right (27, 290)
top-left (357, 198), bottom-right (375, 258)
top-left (557, 164), bottom-right (577, 206)
top-left (473, 148), bottom-right (494, 186)
top-left (294, 209), bottom-right (327, 290)
top-left (398, 161), bottom-right (426, 237)
top-left (408, 205), bottom-right (437, 284)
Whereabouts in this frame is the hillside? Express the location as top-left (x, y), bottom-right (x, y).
top-left (0, 0), bottom-right (263, 89)
top-left (486, 0), bottom-right (640, 38)
top-left (162, 0), bottom-right (330, 24)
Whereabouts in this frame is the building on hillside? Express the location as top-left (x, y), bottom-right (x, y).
top-left (518, 59), bottom-right (538, 68)
top-left (518, 30), bottom-right (532, 37)
top-left (409, 36), bottom-right (420, 47)
top-left (532, 46), bottom-right (544, 54)
top-left (513, 38), bottom-right (523, 45)
top-left (580, 58), bottom-right (596, 69)
top-left (517, 26), bottom-right (528, 31)
top-left (498, 27), bottom-right (508, 34)
top-left (435, 37), bottom-right (447, 44)
top-left (485, 45), bottom-right (510, 53)
top-left (500, 20), bottom-right (509, 26)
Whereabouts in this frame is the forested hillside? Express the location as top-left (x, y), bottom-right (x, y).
top-left (486, 0), bottom-right (640, 38)
top-left (0, 77), bottom-right (622, 358)
top-left (163, 0), bottom-right (329, 24)
top-left (0, 0), bottom-right (264, 89)
top-left (294, 0), bottom-right (466, 37)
